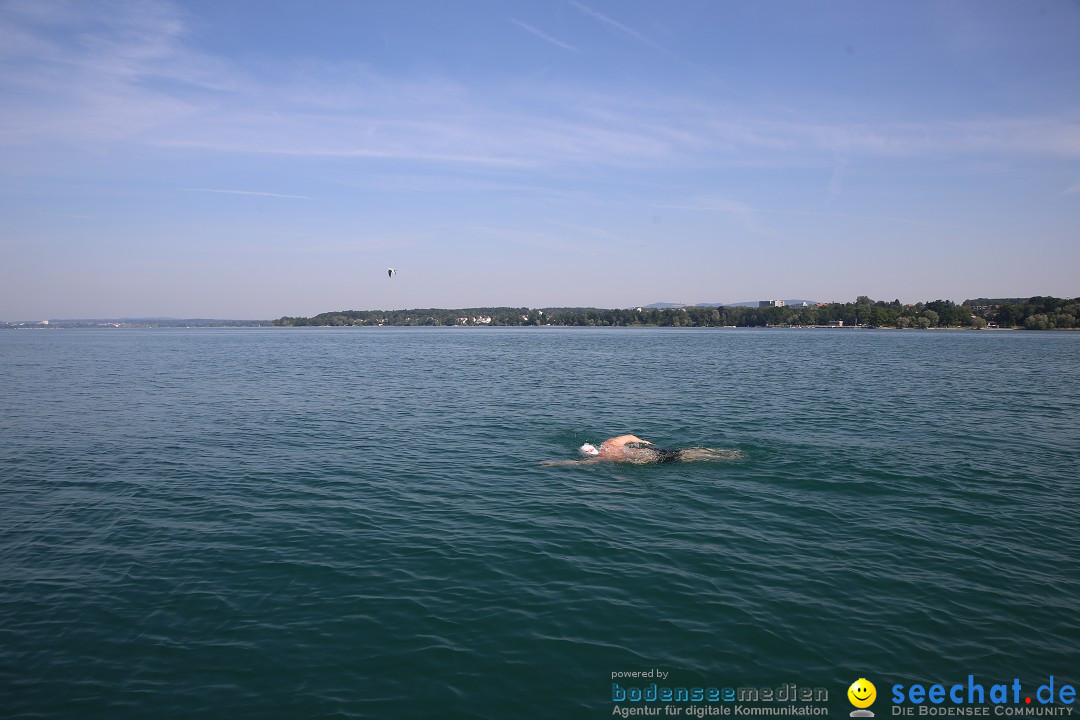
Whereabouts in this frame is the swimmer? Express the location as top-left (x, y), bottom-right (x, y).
top-left (543, 434), bottom-right (743, 466)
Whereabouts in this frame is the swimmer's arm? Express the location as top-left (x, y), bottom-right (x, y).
top-left (540, 457), bottom-right (604, 467)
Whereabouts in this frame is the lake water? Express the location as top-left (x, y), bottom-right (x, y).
top-left (1, 328), bottom-right (1077, 719)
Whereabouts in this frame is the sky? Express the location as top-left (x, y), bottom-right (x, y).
top-left (1, 0), bottom-right (1079, 319)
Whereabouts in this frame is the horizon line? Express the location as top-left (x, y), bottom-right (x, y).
top-left (5, 294), bottom-right (1076, 324)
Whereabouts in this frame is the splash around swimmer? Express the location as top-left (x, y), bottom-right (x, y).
top-left (543, 434), bottom-right (743, 466)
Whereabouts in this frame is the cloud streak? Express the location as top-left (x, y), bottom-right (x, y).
top-left (183, 188), bottom-right (312, 200)
top-left (2, 0), bottom-right (1079, 174)
top-left (36, 211), bottom-right (99, 220)
top-left (568, 1), bottom-right (662, 51)
top-left (654, 199), bottom-right (961, 230)
top-left (653, 197), bottom-right (780, 238)
top-left (509, 19), bottom-right (577, 52)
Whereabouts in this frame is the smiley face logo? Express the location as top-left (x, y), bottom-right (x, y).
top-left (848, 678), bottom-right (877, 709)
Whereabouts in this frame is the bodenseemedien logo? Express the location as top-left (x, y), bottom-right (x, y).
top-left (849, 678), bottom-right (877, 717)
top-left (609, 671), bottom-right (830, 717)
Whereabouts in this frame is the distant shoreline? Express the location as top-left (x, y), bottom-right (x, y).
top-left (7, 323), bottom-right (1079, 332)
top-left (269, 296), bottom-right (1077, 331)
top-left (4, 295), bottom-right (1077, 331)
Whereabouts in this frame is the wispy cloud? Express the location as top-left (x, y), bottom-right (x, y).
top-left (567, 0), bottom-right (721, 84)
top-left (2, 0), bottom-right (1079, 176)
top-left (250, 235), bottom-right (420, 255)
top-left (654, 198), bottom-right (961, 229)
top-left (1064, 183), bottom-right (1080, 195)
top-left (183, 188), bottom-right (312, 200)
top-left (544, 219), bottom-right (631, 246)
top-left (826, 158), bottom-right (850, 201)
top-left (509, 19), bottom-right (577, 52)
top-left (568, 1), bottom-right (661, 51)
top-left (36, 211), bottom-right (99, 220)
top-left (653, 197), bottom-right (780, 238)
top-left (463, 224), bottom-right (587, 253)
top-left (762, 208), bottom-right (961, 229)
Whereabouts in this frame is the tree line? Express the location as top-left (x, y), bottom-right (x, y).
top-left (273, 296), bottom-right (1079, 330)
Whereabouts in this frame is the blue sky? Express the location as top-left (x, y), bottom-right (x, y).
top-left (1, 0), bottom-right (1078, 319)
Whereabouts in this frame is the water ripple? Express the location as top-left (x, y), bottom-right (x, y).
top-left (1, 328), bottom-right (1077, 718)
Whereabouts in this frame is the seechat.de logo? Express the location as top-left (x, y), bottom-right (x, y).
top-left (849, 678), bottom-right (878, 718)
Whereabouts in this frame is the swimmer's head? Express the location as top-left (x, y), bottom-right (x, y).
top-left (579, 443), bottom-right (599, 456)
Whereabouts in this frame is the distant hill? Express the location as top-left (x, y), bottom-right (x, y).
top-left (646, 299), bottom-right (819, 308)
top-left (963, 298), bottom-right (1032, 306)
top-left (719, 299), bottom-right (819, 307)
top-left (263, 294), bottom-right (1077, 329)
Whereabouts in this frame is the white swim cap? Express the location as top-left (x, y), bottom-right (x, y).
top-left (579, 443), bottom-right (599, 456)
